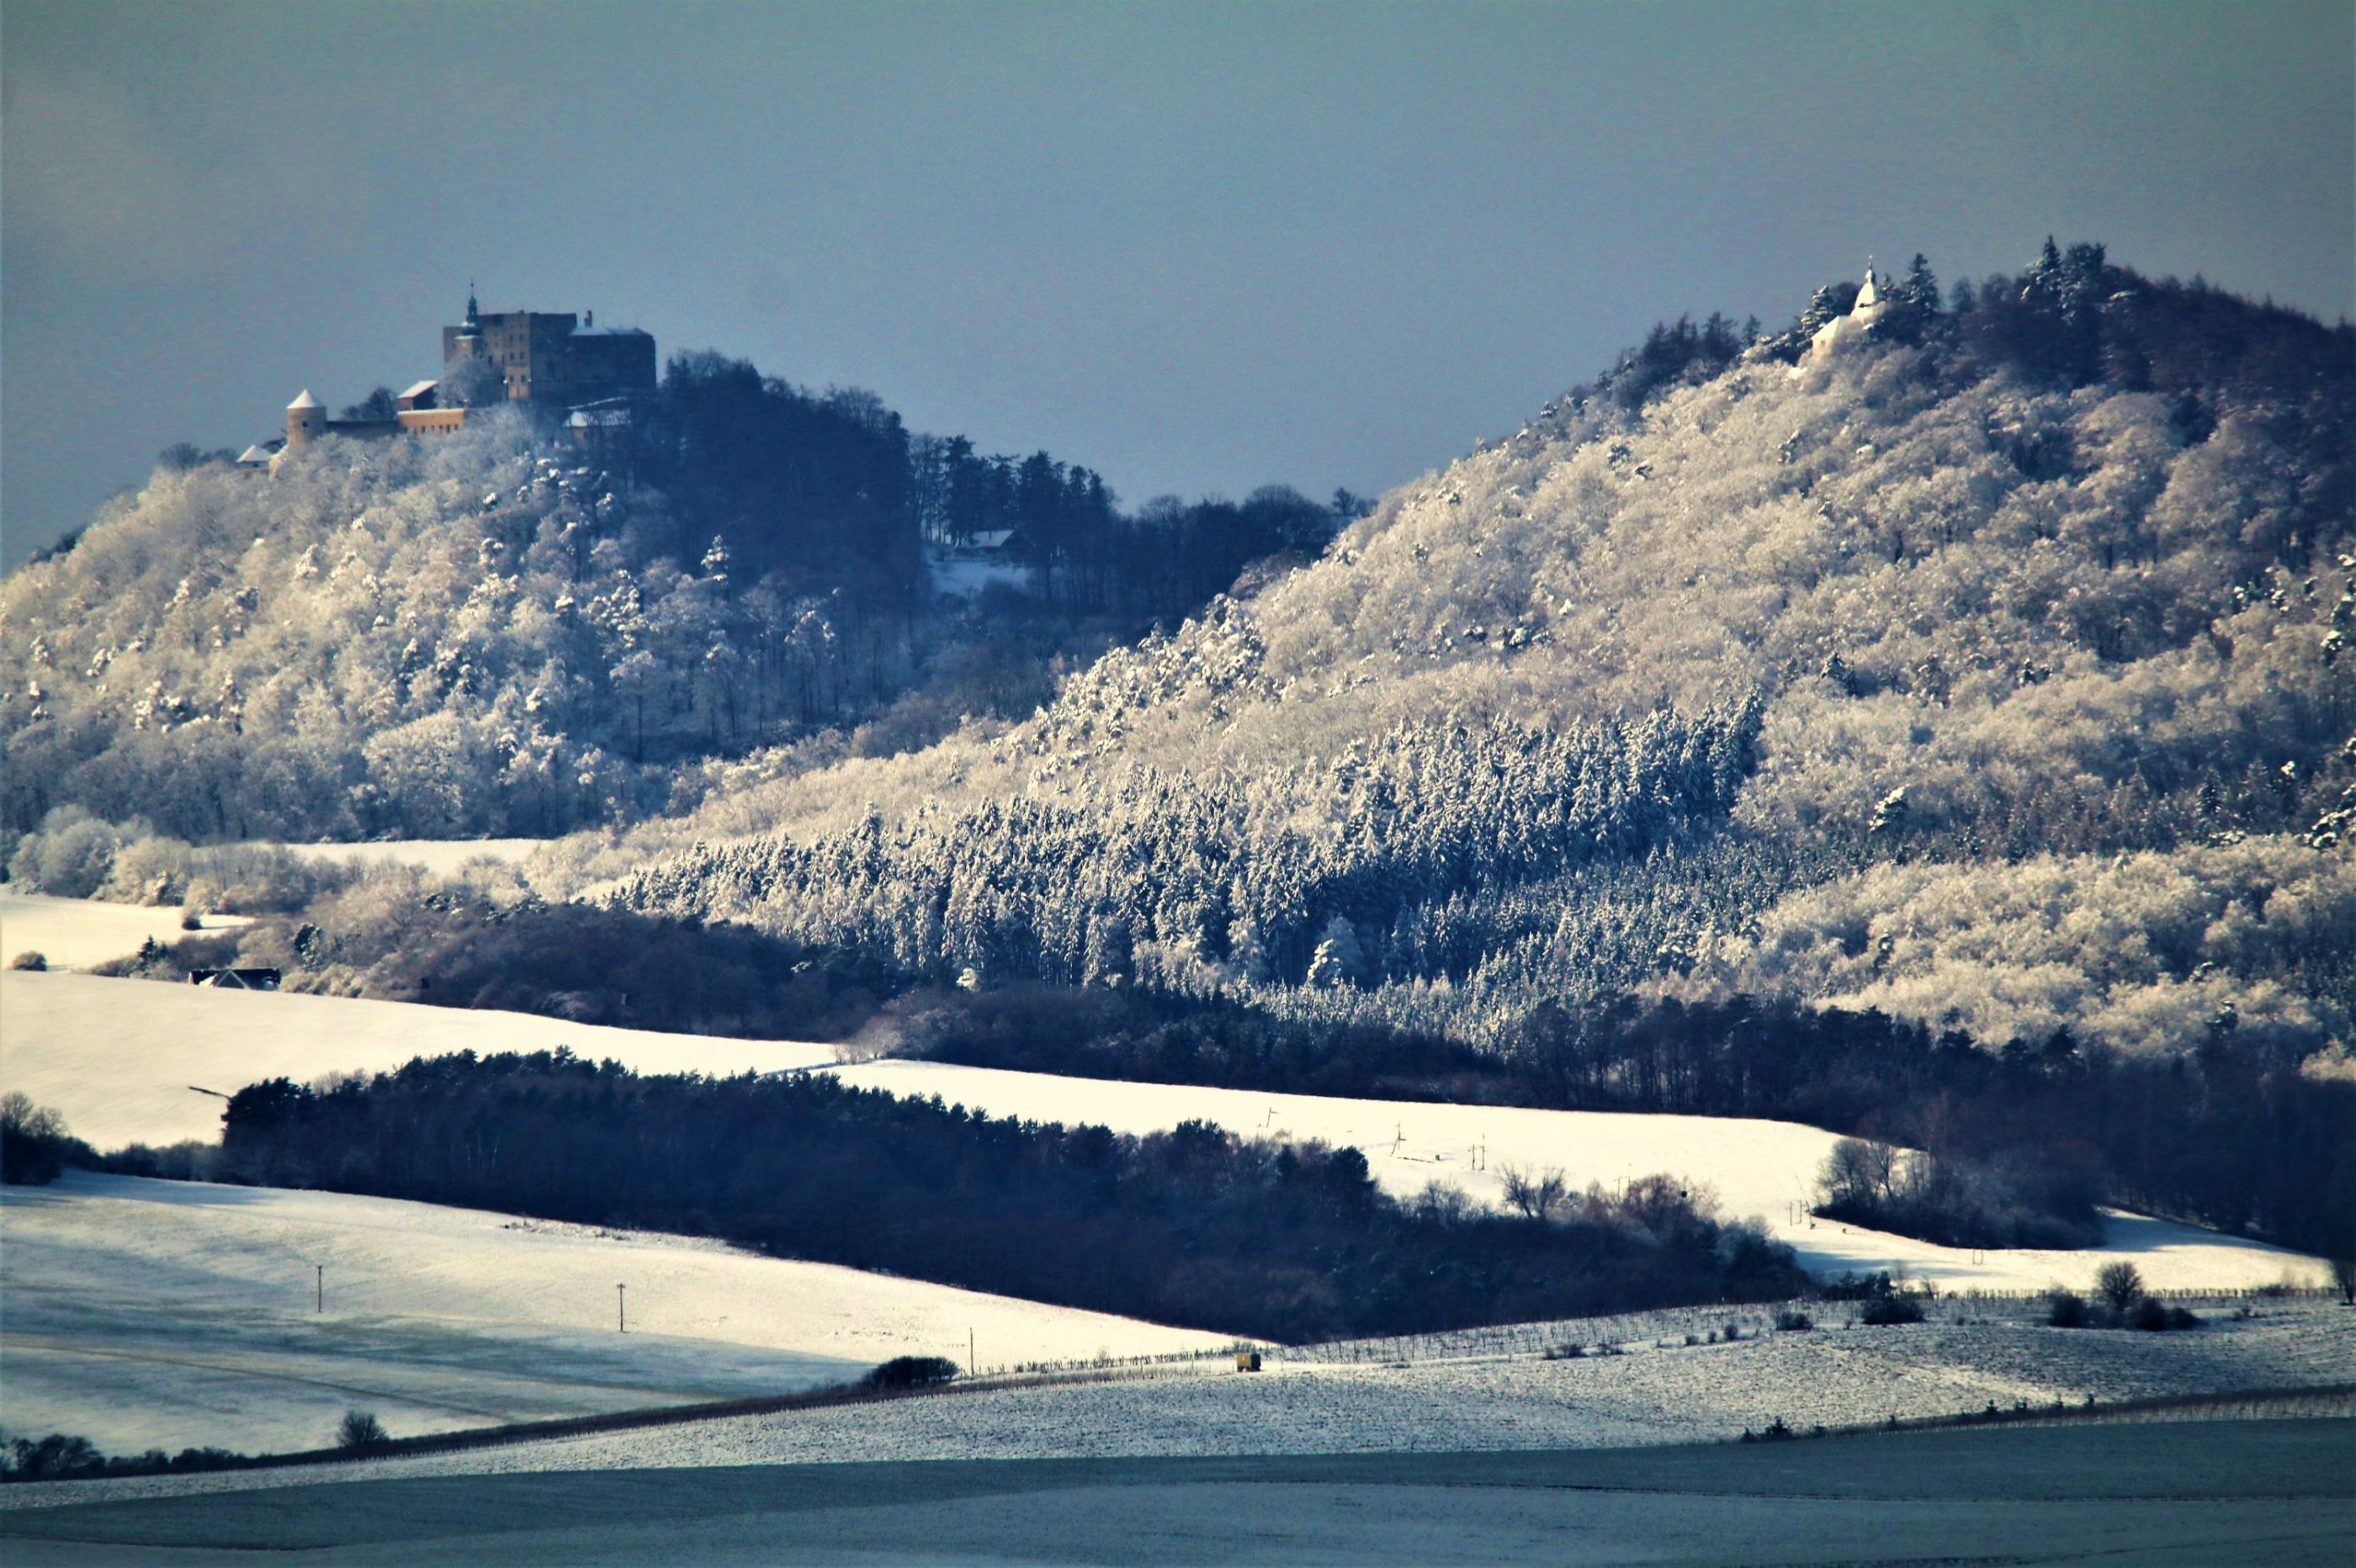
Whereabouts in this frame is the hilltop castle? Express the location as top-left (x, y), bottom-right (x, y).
top-left (248, 293), bottom-right (655, 470)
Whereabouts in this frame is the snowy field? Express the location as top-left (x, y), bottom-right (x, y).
top-left (3, 1422), bottom-right (2347, 1566)
top-left (0, 972), bottom-right (838, 1150)
top-left (327, 1298), bottom-right (2356, 1473)
top-left (0, 892), bottom-right (250, 973)
top-left (0, 1172), bottom-right (1235, 1456)
top-left (4, 1287), bottom-right (2343, 1507)
top-left (3, 963), bottom-right (2320, 1290)
top-left (825, 1060), bottom-right (2328, 1293)
top-left (265, 840), bottom-right (544, 877)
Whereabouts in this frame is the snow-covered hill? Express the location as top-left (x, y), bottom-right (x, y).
top-left (0, 1171), bottom-right (1234, 1454)
top-left (595, 259), bottom-right (2354, 1065)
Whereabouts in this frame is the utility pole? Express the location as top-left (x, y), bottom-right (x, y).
top-left (316, 1264), bottom-right (324, 1314)
top-left (618, 1283), bottom-right (627, 1333)
top-left (968, 1327), bottom-right (975, 1375)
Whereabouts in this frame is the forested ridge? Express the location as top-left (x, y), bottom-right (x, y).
top-left (590, 244), bottom-right (2353, 1073)
top-left (0, 356), bottom-right (1349, 844)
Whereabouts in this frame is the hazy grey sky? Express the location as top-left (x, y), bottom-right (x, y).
top-left (5, 0), bottom-right (2348, 568)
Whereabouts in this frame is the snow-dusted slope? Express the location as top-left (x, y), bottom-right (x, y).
top-left (0, 892), bottom-right (250, 972)
top-left (8, 1295), bottom-right (2344, 1502)
top-left (0, 1171), bottom-right (1234, 1454)
top-left (825, 1059), bottom-right (2328, 1293)
top-left (0, 971), bottom-right (836, 1149)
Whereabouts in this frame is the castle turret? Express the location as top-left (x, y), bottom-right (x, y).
top-left (286, 389), bottom-right (326, 449)
top-left (452, 290), bottom-right (484, 358)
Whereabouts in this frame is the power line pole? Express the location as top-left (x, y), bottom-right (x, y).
top-left (968, 1327), bottom-right (975, 1375)
top-left (316, 1264), bottom-right (324, 1314)
top-left (618, 1283), bottom-right (627, 1333)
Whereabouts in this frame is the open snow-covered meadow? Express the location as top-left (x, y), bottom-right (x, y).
top-left (8, 1421), bottom-right (2348, 1566)
top-left (0, 972), bottom-right (839, 1150)
top-left (0, 892), bottom-right (251, 973)
top-left (406, 1302), bottom-right (2349, 1475)
top-left (4, 1285), bottom-right (2343, 1509)
top-left (0, 1172), bottom-right (1235, 1455)
top-left (824, 1059), bottom-right (2329, 1293)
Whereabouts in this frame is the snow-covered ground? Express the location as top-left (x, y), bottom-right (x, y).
top-left (3, 963), bottom-right (2319, 1291)
top-left (825, 1060), bottom-right (2330, 1293)
top-left (265, 840), bottom-right (544, 877)
top-left (7, 1294), bottom-right (2343, 1508)
top-left (0, 972), bottom-right (838, 1150)
top-left (0, 1172), bottom-right (1235, 1456)
top-left (430, 1301), bottom-right (2355, 1472)
top-left (0, 892), bottom-right (250, 973)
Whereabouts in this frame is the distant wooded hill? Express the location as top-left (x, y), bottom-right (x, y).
top-left (591, 244), bottom-right (2353, 1076)
top-left (0, 358), bottom-right (1349, 844)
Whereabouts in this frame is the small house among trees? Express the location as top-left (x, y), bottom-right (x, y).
top-left (188, 968), bottom-right (281, 992)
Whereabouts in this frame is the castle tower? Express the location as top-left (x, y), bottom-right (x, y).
top-left (286, 389), bottom-right (326, 449)
top-left (451, 289), bottom-right (484, 359)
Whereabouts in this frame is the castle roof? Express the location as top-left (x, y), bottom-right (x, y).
top-left (570, 323), bottom-right (651, 336)
top-left (287, 389), bottom-right (323, 411)
top-left (399, 379), bottom-right (440, 400)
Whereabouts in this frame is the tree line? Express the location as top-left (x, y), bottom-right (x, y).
top-left (215, 1051), bottom-right (1804, 1343)
top-left (881, 983), bottom-right (2351, 1266)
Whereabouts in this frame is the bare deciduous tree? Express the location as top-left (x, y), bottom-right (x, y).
top-left (1499, 1163), bottom-right (1569, 1222)
top-left (2093, 1261), bottom-right (2145, 1318)
top-left (1819, 1136), bottom-right (1900, 1209)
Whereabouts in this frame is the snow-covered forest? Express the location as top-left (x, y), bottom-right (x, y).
top-left (6, 246), bottom-right (2349, 1259)
top-left (586, 246), bottom-right (2352, 1074)
top-left (0, 363), bottom-right (1345, 843)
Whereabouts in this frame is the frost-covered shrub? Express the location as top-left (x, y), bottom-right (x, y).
top-left (6, 807), bottom-right (128, 898)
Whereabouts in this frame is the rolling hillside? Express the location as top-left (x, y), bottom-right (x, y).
top-left (1, 1171), bottom-right (1233, 1454)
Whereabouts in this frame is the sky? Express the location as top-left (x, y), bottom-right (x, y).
top-left (4, 0), bottom-right (2349, 569)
